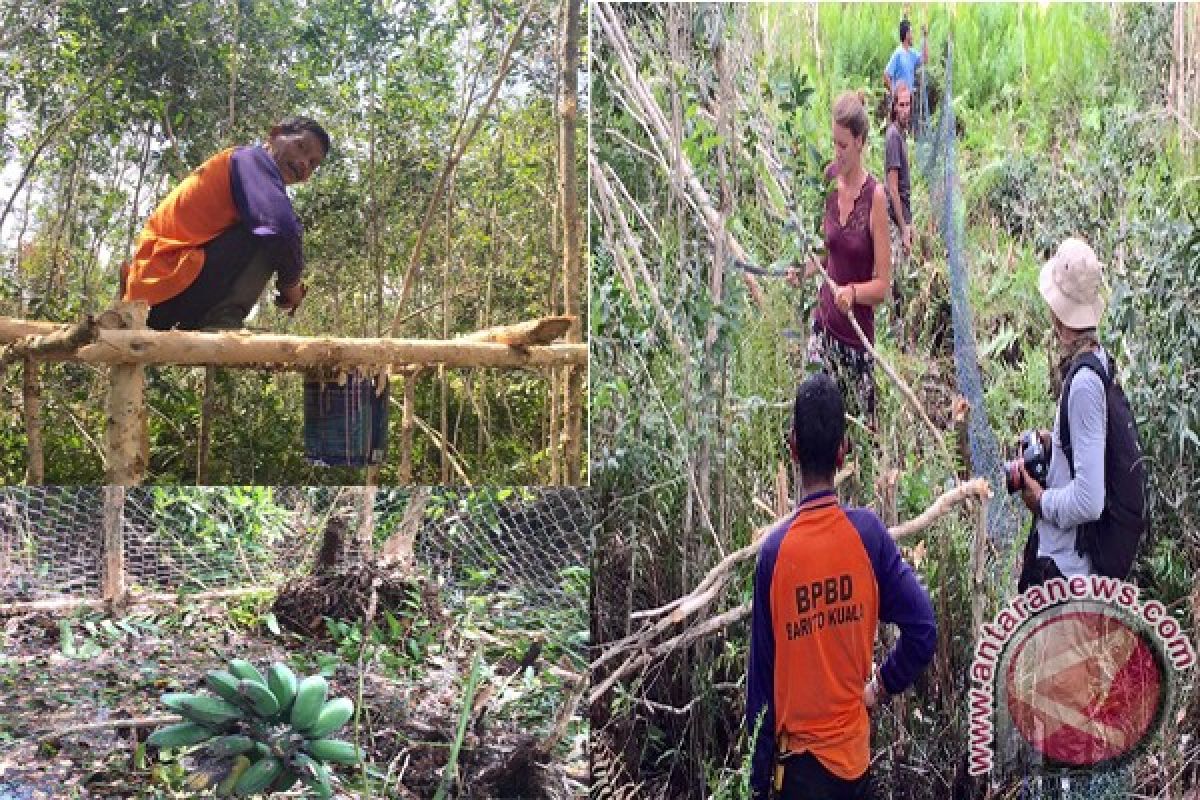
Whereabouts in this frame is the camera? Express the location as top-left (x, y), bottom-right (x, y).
top-left (1005, 430), bottom-right (1051, 494)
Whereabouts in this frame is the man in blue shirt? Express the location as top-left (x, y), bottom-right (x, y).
top-left (884, 19), bottom-right (928, 97)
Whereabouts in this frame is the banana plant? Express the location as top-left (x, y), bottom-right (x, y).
top-left (147, 658), bottom-right (362, 797)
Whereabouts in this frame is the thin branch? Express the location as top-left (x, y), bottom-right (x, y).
top-left (589, 478), bottom-right (993, 699)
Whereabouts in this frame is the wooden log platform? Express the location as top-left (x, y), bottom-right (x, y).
top-left (0, 315), bottom-right (586, 369)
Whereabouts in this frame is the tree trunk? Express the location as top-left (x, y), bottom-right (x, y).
top-left (400, 369), bottom-right (419, 484)
top-left (379, 486), bottom-right (430, 572)
top-left (197, 366), bottom-right (217, 484)
top-left (387, 2), bottom-right (535, 332)
top-left (228, 0), bottom-right (239, 136)
top-left (557, 0), bottom-right (583, 485)
top-left (22, 358), bottom-right (43, 484)
top-left (441, 172), bottom-right (455, 483)
top-left (355, 485), bottom-right (377, 560)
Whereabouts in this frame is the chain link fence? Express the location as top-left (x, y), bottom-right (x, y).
top-left (0, 485), bottom-right (591, 639)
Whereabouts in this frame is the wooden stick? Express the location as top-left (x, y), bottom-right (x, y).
top-left (0, 585), bottom-right (274, 616)
top-left (537, 676), bottom-right (584, 756)
top-left (197, 365), bottom-right (217, 484)
top-left (37, 715), bottom-right (181, 741)
top-left (0, 315), bottom-right (100, 367)
top-left (0, 317), bottom-right (587, 369)
top-left (400, 369), bottom-right (419, 484)
top-left (458, 316), bottom-right (573, 346)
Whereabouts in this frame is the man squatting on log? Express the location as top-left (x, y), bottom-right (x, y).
top-left (747, 373), bottom-right (936, 800)
top-left (121, 117), bottom-right (331, 331)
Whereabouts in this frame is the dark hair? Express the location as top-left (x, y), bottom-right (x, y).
top-left (276, 116), bottom-right (331, 156)
top-left (791, 373), bottom-right (846, 481)
top-left (899, 18), bottom-right (911, 43)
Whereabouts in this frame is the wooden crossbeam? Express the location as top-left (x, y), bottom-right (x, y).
top-left (0, 315), bottom-right (585, 369)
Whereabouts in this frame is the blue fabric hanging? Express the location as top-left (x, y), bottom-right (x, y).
top-left (303, 371), bottom-right (389, 467)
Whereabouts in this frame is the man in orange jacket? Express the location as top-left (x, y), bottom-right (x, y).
top-left (122, 116), bottom-right (329, 330)
top-left (747, 373), bottom-right (936, 799)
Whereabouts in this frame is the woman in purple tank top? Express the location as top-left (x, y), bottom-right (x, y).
top-left (788, 91), bottom-right (892, 423)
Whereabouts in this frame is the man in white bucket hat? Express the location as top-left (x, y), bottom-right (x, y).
top-left (1016, 237), bottom-right (1110, 585)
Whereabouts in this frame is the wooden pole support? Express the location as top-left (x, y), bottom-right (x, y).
top-left (101, 485), bottom-right (127, 605)
top-left (103, 303), bottom-right (149, 486)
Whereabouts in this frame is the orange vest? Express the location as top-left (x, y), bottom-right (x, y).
top-left (769, 500), bottom-right (880, 779)
top-left (124, 148), bottom-right (238, 305)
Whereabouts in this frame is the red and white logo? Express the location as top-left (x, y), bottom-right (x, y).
top-left (967, 575), bottom-right (1195, 776)
top-left (1002, 605), bottom-right (1165, 768)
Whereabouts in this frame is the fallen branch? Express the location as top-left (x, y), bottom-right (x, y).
top-left (590, 477), bottom-right (993, 701)
top-left (0, 585), bottom-right (273, 616)
top-left (38, 714), bottom-right (181, 741)
top-left (889, 477), bottom-right (991, 540)
top-left (536, 676), bottom-right (585, 756)
top-left (589, 604), bottom-right (751, 706)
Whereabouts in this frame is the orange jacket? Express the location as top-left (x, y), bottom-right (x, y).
top-left (124, 148), bottom-right (239, 305)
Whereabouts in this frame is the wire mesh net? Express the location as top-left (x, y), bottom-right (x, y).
top-left (919, 39), bottom-right (1025, 554)
top-left (0, 485), bottom-right (592, 638)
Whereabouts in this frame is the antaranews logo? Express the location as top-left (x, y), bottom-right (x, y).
top-left (968, 574), bottom-right (1196, 776)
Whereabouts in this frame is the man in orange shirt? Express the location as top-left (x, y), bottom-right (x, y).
top-left (122, 116), bottom-right (330, 330)
top-left (747, 373), bottom-right (936, 798)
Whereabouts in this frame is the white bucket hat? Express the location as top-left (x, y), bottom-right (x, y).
top-left (1039, 237), bottom-right (1105, 329)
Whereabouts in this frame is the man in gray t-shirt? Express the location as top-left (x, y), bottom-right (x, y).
top-left (884, 84), bottom-right (913, 254)
top-left (1017, 238), bottom-right (1108, 579)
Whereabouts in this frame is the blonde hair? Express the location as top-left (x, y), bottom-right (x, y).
top-left (833, 90), bottom-right (869, 142)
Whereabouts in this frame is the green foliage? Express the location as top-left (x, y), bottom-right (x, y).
top-left (593, 2), bottom-right (1194, 797)
top-left (0, 0), bottom-right (576, 485)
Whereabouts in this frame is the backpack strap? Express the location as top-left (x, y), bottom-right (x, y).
top-left (1057, 350), bottom-right (1110, 481)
